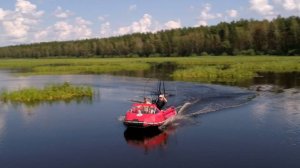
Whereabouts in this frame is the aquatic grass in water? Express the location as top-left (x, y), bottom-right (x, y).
top-left (172, 65), bottom-right (255, 83)
top-left (0, 58), bottom-right (150, 75)
top-left (0, 56), bottom-right (299, 83)
top-left (29, 63), bottom-right (150, 75)
top-left (0, 82), bottom-right (93, 103)
top-left (172, 56), bottom-right (300, 83)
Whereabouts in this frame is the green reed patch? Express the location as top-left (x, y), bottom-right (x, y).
top-left (172, 56), bottom-right (300, 83)
top-left (0, 56), bottom-right (299, 84)
top-left (0, 82), bottom-right (93, 103)
top-left (173, 65), bottom-right (256, 83)
top-left (0, 58), bottom-right (150, 75)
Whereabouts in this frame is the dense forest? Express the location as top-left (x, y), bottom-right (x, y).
top-left (0, 16), bottom-right (300, 58)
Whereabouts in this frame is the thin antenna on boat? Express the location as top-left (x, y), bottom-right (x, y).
top-left (158, 80), bottom-right (161, 95)
top-left (143, 78), bottom-right (151, 98)
top-left (163, 80), bottom-right (165, 95)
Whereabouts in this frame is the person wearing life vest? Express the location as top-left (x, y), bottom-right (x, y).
top-left (155, 94), bottom-right (167, 110)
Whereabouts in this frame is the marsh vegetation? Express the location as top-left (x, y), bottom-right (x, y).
top-left (0, 82), bottom-right (93, 103)
top-left (171, 56), bottom-right (300, 83)
top-left (0, 58), bottom-right (150, 75)
top-left (0, 56), bottom-right (299, 84)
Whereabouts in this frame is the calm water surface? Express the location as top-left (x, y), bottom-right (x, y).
top-left (0, 71), bottom-right (299, 168)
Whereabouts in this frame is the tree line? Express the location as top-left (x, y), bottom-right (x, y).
top-left (0, 16), bottom-right (300, 58)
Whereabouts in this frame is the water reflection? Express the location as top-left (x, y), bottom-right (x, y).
top-left (0, 101), bottom-right (8, 145)
top-left (254, 72), bottom-right (300, 89)
top-left (124, 127), bottom-right (174, 154)
top-left (0, 112), bottom-right (6, 148)
top-left (6, 96), bottom-right (94, 108)
top-left (112, 62), bottom-right (177, 80)
top-left (252, 88), bottom-right (300, 145)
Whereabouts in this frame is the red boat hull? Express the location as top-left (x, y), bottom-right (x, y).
top-left (124, 103), bottom-right (177, 128)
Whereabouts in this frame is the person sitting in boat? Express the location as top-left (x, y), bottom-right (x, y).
top-left (154, 94), bottom-right (167, 110)
top-left (144, 97), bottom-right (152, 104)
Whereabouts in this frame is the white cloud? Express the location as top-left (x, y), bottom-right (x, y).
top-left (117, 27), bottom-right (131, 35)
top-left (283, 0), bottom-right (297, 10)
top-left (34, 29), bottom-right (48, 41)
top-left (53, 21), bottom-right (73, 39)
top-left (16, 0), bottom-right (38, 14)
top-left (98, 15), bottom-right (109, 22)
top-left (227, 9), bottom-right (238, 17)
top-left (197, 20), bottom-right (208, 26)
top-left (32, 17), bottom-right (93, 42)
top-left (0, 1), bottom-right (94, 45)
top-left (0, 0), bottom-right (44, 43)
top-left (0, 8), bottom-right (8, 20)
top-left (54, 6), bottom-right (72, 18)
top-left (73, 17), bottom-right (92, 38)
top-left (2, 18), bottom-right (30, 39)
top-left (196, 3), bottom-right (222, 26)
top-left (164, 20), bottom-right (181, 29)
top-left (250, 0), bottom-right (274, 15)
top-left (114, 14), bottom-right (182, 35)
top-left (129, 4), bottom-right (137, 11)
top-left (116, 14), bottom-right (152, 35)
top-left (75, 17), bottom-right (91, 25)
top-left (50, 17), bottom-right (92, 40)
top-left (100, 22), bottom-right (111, 37)
top-left (201, 4), bottom-right (216, 20)
top-left (277, 0), bottom-right (300, 11)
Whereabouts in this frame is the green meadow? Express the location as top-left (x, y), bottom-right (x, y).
top-left (0, 58), bottom-right (150, 75)
top-left (0, 56), bottom-right (299, 84)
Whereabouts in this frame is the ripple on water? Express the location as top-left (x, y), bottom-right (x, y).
top-left (252, 87), bottom-right (300, 145)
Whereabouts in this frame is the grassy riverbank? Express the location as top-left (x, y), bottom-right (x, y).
top-left (0, 58), bottom-right (150, 75)
top-left (0, 82), bottom-right (93, 103)
top-left (0, 56), bottom-right (299, 83)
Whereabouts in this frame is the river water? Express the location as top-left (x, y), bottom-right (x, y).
top-left (0, 71), bottom-right (299, 168)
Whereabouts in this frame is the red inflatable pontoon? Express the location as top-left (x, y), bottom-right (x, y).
top-left (124, 103), bottom-right (177, 128)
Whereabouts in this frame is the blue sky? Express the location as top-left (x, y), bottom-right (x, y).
top-left (0, 0), bottom-right (300, 46)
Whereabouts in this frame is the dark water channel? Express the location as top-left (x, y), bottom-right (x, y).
top-left (0, 70), bottom-right (300, 168)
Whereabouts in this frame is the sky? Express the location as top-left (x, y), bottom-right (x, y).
top-left (0, 0), bottom-right (300, 47)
